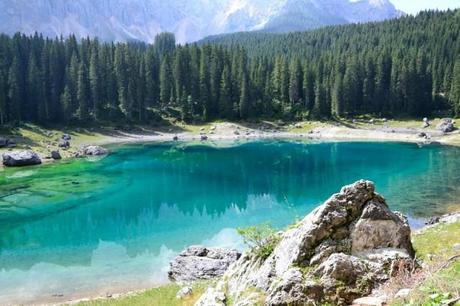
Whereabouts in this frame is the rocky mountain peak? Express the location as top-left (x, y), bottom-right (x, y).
top-left (0, 0), bottom-right (403, 43)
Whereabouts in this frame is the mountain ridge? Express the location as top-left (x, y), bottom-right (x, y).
top-left (0, 0), bottom-right (403, 43)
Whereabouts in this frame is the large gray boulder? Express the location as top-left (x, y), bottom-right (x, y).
top-left (437, 118), bottom-right (455, 133)
top-left (169, 246), bottom-right (241, 282)
top-left (2, 151), bottom-right (42, 167)
top-left (195, 180), bottom-right (415, 306)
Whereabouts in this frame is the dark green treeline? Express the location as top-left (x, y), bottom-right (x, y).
top-left (0, 10), bottom-right (459, 126)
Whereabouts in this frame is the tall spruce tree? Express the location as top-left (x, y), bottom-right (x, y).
top-left (77, 62), bottom-right (90, 121)
top-left (451, 58), bottom-right (460, 117)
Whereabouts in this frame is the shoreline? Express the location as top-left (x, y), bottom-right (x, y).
top-left (2, 120), bottom-right (460, 168)
top-left (53, 122), bottom-right (460, 148)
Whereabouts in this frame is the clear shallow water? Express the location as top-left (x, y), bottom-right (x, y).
top-left (1, 140), bottom-right (460, 303)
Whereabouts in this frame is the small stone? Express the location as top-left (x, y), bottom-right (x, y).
top-left (62, 134), bottom-right (72, 141)
top-left (176, 287), bottom-right (193, 299)
top-left (173, 135), bottom-right (179, 141)
top-left (58, 139), bottom-right (70, 149)
top-left (201, 135), bottom-right (208, 141)
top-left (453, 243), bottom-right (460, 252)
top-left (395, 288), bottom-right (411, 299)
top-left (418, 132), bottom-right (427, 138)
top-left (234, 131), bottom-right (240, 135)
top-left (51, 150), bottom-right (62, 160)
top-left (352, 296), bottom-right (387, 306)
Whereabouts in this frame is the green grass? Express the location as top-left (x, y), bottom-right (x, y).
top-left (413, 222), bottom-right (460, 262)
top-left (77, 283), bottom-right (208, 306)
top-left (391, 221), bottom-right (460, 306)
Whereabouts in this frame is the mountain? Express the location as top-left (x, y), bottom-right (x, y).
top-left (0, 0), bottom-right (403, 43)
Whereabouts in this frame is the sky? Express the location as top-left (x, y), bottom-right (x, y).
top-left (390, 0), bottom-right (460, 14)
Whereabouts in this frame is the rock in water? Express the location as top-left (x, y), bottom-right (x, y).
top-left (437, 118), bottom-right (455, 133)
top-left (195, 180), bottom-right (415, 306)
top-left (168, 246), bottom-right (241, 282)
top-left (2, 151), bottom-right (42, 167)
top-left (80, 146), bottom-right (108, 156)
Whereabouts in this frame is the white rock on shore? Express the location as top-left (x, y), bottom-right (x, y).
top-left (2, 150), bottom-right (42, 167)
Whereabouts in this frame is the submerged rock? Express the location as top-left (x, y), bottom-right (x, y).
top-left (168, 246), bottom-right (241, 282)
top-left (2, 150), bottom-right (42, 167)
top-left (195, 180), bottom-right (415, 306)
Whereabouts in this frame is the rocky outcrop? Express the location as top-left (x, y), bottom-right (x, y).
top-left (76, 145), bottom-right (108, 157)
top-left (169, 246), bottom-right (241, 282)
top-left (2, 150), bottom-right (42, 167)
top-left (437, 118), bottom-right (455, 133)
top-left (195, 180), bottom-right (415, 306)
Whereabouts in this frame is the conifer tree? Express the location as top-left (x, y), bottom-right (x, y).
top-left (239, 73), bottom-right (250, 119)
top-left (89, 49), bottom-right (102, 120)
top-left (451, 58), bottom-right (460, 117)
top-left (77, 62), bottom-right (90, 121)
top-left (159, 55), bottom-right (173, 105)
top-left (219, 65), bottom-right (233, 118)
top-left (8, 57), bottom-right (22, 123)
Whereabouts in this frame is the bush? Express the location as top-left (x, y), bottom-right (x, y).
top-left (237, 223), bottom-right (281, 260)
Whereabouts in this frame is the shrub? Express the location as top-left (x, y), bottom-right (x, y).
top-left (237, 222), bottom-right (281, 260)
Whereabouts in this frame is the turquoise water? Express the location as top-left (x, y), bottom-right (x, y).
top-left (1, 140), bottom-right (460, 303)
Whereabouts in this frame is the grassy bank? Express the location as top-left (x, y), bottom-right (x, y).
top-left (390, 220), bottom-right (460, 306)
top-left (76, 283), bottom-right (209, 306)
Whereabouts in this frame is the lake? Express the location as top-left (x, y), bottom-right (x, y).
top-left (1, 140), bottom-right (460, 304)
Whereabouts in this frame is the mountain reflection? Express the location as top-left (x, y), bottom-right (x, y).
top-left (1, 140), bottom-right (460, 272)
